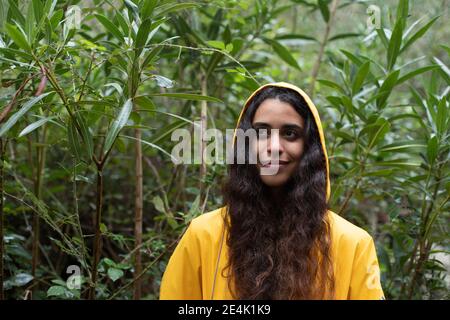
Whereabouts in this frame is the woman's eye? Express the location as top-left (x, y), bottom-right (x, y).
top-left (284, 130), bottom-right (298, 139)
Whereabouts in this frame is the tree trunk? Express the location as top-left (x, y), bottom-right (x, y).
top-left (133, 128), bottom-right (143, 299)
top-left (199, 73), bottom-right (208, 204)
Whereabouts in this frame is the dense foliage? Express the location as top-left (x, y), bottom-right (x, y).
top-left (0, 0), bottom-right (448, 299)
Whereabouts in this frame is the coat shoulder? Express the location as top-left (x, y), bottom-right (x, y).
top-left (327, 210), bottom-right (373, 243)
top-left (188, 206), bottom-right (227, 240)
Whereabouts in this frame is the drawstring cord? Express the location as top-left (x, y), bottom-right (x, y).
top-left (210, 208), bottom-right (227, 299)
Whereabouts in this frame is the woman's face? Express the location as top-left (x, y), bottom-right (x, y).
top-left (251, 98), bottom-right (305, 188)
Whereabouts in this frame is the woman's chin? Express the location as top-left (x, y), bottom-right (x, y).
top-left (259, 176), bottom-right (289, 187)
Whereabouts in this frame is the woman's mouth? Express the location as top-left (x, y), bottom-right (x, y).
top-left (260, 160), bottom-right (290, 168)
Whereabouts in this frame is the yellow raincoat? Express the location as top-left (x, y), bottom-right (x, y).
top-left (160, 82), bottom-right (385, 300)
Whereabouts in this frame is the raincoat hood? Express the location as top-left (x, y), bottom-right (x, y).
top-left (232, 82), bottom-right (331, 200)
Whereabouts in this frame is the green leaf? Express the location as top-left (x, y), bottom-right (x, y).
top-left (32, 0), bottom-right (44, 25)
top-left (377, 142), bottom-right (426, 153)
top-left (376, 70), bottom-right (400, 109)
top-left (183, 194), bottom-right (201, 223)
top-left (47, 285), bottom-right (66, 297)
top-left (121, 134), bottom-right (177, 162)
top-left (19, 116), bottom-right (56, 137)
top-left (67, 117), bottom-right (83, 162)
top-left (142, 46), bottom-right (163, 70)
top-left (396, 0), bottom-right (409, 21)
top-left (103, 99), bottom-right (133, 155)
top-left (94, 14), bottom-right (124, 41)
top-left (262, 38), bottom-right (300, 70)
top-left (318, 0), bottom-right (330, 22)
top-left (152, 195), bottom-right (165, 213)
top-left (334, 131), bottom-right (355, 143)
top-left (74, 112), bottom-right (93, 161)
top-left (100, 223), bottom-right (108, 234)
top-left (387, 19), bottom-right (404, 71)
top-left (103, 258), bottom-right (116, 267)
top-left (328, 33), bottom-right (361, 42)
top-left (147, 18), bottom-right (166, 44)
top-left (352, 61), bottom-right (371, 95)
top-left (0, 92), bottom-right (52, 137)
top-left (317, 79), bottom-right (346, 94)
top-left (376, 28), bottom-right (389, 50)
top-left (6, 0), bottom-right (25, 26)
top-left (275, 34), bottom-right (317, 42)
top-left (225, 43), bottom-right (233, 53)
top-left (433, 57), bottom-right (450, 85)
top-left (145, 93), bottom-right (223, 103)
top-left (436, 97), bottom-right (447, 136)
top-left (371, 159), bottom-right (421, 168)
top-left (107, 268), bottom-right (124, 282)
top-left (148, 118), bottom-right (187, 144)
top-left (397, 65), bottom-right (439, 85)
top-left (124, 0), bottom-right (139, 17)
top-left (367, 118), bottom-right (391, 150)
top-left (49, 9), bottom-right (63, 30)
top-left (5, 23), bottom-right (32, 52)
top-left (340, 49), bottom-right (363, 66)
top-left (141, 0), bottom-right (158, 18)
top-left (134, 96), bottom-right (155, 112)
top-left (207, 40), bottom-right (225, 50)
top-left (400, 16), bottom-right (439, 54)
top-left (426, 136), bottom-right (438, 165)
top-left (0, 47), bottom-right (34, 61)
top-left (115, 10), bottom-right (130, 35)
top-left (25, 1), bottom-right (35, 44)
top-left (135, 17), bottom-right (153, 55)
top-left (153, 3), bottom-right (199, 18)
top-left (364, 169), bottom-right (395, 177)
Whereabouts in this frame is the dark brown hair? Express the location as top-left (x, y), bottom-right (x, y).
top-left (221, 86), bottom-right (335, 299)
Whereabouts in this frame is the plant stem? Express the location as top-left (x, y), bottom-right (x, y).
top-left (73, 158), bottom-right (90, 278)
top-left (199, 72), bottom-right (208, 204)
top-left (31, 122), bottom-right (48, 296)
top-left (406, 167), bottom-right (443, 299)
top-left (309, 0), bottom-right (339, 98)
top-left (133, 127), bottom-right (143, 299)
top-left (88, 164), bottom-right (104, 300)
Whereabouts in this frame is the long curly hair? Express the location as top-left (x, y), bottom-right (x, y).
top-left (221, 86), bottom-right (335, 299)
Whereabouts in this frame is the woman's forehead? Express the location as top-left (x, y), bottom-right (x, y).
top-left (252, 98), bottom-right (304, 126)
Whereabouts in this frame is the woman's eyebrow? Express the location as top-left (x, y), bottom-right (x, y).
top-left (252, 122), bottom-right (303, 130)
top-left (252, 122), bottom-right (271, 128)
top-left (283, 124), bottom-right (303, 130)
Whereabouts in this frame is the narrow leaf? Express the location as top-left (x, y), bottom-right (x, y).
top-left (0, 92), bottom-right (52, 137)
top-left (400, 16), bottom-right (439, 54)
top-left (397, 65), bottom-right (439, 85)
top-left (103, 99), bottom-right (133, 155)
top-left (352, 61), bottom-right (371, 95)
top-left (376, 70), bottom-right (400, 108)
top-left (19, 116), bottom-right (56, 137)
top-left (263, 38), bottom-right (301, 70)
top-left (154, 3), bottom-right (198, 18)
top-left (5, 23), bottom-right (32, 52)
top-left (94, 14), bottom-right (124, 41)
top-left (145, 93), bottom-right (223, 103)
top-left (387, 19), bottom-right (404, 71)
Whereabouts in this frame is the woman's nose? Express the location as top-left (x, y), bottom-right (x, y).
top-left (266, 130), bottom-right (284, 155)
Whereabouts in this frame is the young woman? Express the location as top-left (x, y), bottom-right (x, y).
top-left (159, 82), bottom-right (385, 300)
